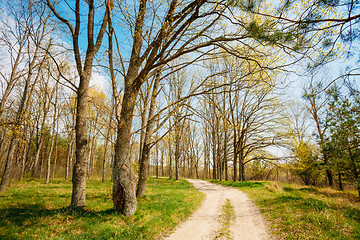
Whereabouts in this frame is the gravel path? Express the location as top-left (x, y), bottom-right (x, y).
top-left (164, 179), bottom-right (272, 240)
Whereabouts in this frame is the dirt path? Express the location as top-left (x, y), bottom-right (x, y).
top-left (164, 179), bottom-right (272, 240)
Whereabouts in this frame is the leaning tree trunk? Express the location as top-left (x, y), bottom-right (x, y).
top-left (112, 86), bottom-right (138, 216)
top-left (137, 72), bottom-right (161, 197)
top-left (0, 68), bottom-right (32, 192)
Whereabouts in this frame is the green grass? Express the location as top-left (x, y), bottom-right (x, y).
top-left (210, 180), bottom-right (360, 240)
top-left (0, 178), bottom-right (204, 240)
top-left (214, 198), bottom-right (235, 240)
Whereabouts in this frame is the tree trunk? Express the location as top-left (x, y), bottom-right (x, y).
top-left (65, 135), bottom-right (74, 181)
top-left (45, 129), bottom-right (56, 184)
top-left (155, 138), bottom-right (159, 179)
top-left (313, 108), bottom-right (334, 187)
top-left (137, 142), bottom-right (150, 196)
top-left (138, 85), bottom-right (151, 166)
top-left (224, 127), bottom-right (228, 181)
top-left (46, 0), bottom-right (109, 208)
top-left (212, 126), bottom-right (217, 180)
top-left (112, 86), bottom-right (138, 216)
top-left (239, 149), bottom-right (245, 181)
top-left (326, 168), bottom-right (334, 187)
top-left (52, 134), bottom-right (58, 180)
top-left (168, 134), bottom-right (172, 180)
top-left (0, 139), bottom-right (18, 192)
top-left (47, 91), bottom-right (58, 184)
top-left (19, 143), bottom-right (28, 181)
top-left (161, 149), bottom-right (164, 176)
top-left (137, 73), bottom-right (161, 197)
top-left (0, 67), bottom-right (32, 191)
top-left (71, 72), bottom-right (91, 207)
top-left (19, 124), bottom-right (31, 180)
top-left (31, 86), bottom-right (51, 178)
top-left (217, 130), bottom-right (222, 181)
top-left (338, 171), bottom-right (343, 191)
top-left (175, 132), bottom-right (180, 180)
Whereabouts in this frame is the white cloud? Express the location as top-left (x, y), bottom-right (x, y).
top-left (90, 70), bottom-right (111, 94)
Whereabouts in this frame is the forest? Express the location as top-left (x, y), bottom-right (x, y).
top-left (0, 0), bottom-right (359, 237)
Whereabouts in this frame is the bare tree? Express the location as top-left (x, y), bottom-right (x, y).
top-left (303, 73), bottom-right (334, 186)
top-left (45, 0), bottom-right (109, 207)
top-left (0, 1), bottom-right (53, 191)
top-left (136, 72), bottom-right (161, 197)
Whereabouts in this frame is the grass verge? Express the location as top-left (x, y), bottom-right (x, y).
top-left (0, 178), bottom-right (203, 240)
top-left (210, 179), bottom-right (360, 240)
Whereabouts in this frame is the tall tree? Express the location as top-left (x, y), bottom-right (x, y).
top-left (109, 0), bottom-right (250, 215)
top-left (45, 0), bottom-right (109, 207)
top-left (0, 0), bottom-right (53, 191)
top-left (323, 88), bottom-right (360, 197)
top-left (303, 73), bottom-right (334, 186)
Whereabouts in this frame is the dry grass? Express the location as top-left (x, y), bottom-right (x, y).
top-left (213, 180), bottom-right (360, 240)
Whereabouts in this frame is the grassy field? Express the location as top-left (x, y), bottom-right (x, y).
top-left (210, 180), bottom-right (360, 240)
top-left (0, 178), bottom-right (203, 240)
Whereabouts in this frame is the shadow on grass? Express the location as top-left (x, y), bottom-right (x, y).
top-left (344, 206), bottom-right (360, 223)
top-left (0, 204), bottom-right (117, 227)
top-left (298, 187), bottom-right (360, 203)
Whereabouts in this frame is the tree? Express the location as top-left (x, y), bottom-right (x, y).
top-left (303, 73), bottom-right (334, 186)
top-left (109, 0), bottom-right (257, 214)
top-left (45, 0), bottom-right (109, 207)
top-left (136, 72), bottom-right (161, 197)
top-left (199, 52), bottom-right (283, 181)
top-left (293, 141), bottom-right (321, 186)
top-left (323, 88), bottom-right (360, 197)
top-left (0, 1), bottom-right (28, 119)
top-left (283, 102), bottom-right (325, 185)
top-left (0, 0), bottom-right (53, 191)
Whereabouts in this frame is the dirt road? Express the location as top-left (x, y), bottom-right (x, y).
top-left (164, 179), bottom-right (271, 240)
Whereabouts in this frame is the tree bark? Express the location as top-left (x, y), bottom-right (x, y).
top-left (112, 86), bottom-right (138, 216)
top-left (338, 170), bottom-right (343, 191)
top-left (239, 149), bottom-right (245, 181)
top-left (71, 72), bottom-right (91, 207)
